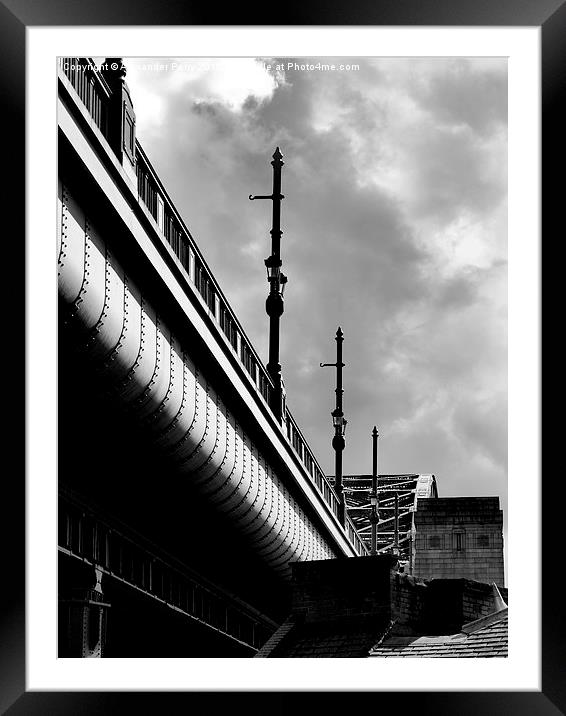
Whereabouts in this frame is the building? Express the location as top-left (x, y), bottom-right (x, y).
top-left (256, 556), bottom-right (508, 658)
top-left (340, 475), bottom-right (505, 587)
top-left (413, 497), bottom-right (505, 586)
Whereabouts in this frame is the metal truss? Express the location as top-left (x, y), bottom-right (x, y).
top-left (58, 488), bottom-right (278, 653)
top-left (331, 474), bottom-right (438, 571)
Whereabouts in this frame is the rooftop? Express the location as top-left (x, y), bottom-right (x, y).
top-left (255, 557), bottom-right (508, 658)
top-left (370, 609), bottom-right (508, 658)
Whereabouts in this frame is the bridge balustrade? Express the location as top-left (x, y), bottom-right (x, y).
top-left (58, 57), bottom-right (367, 558)
top-left (60, 58), bottom-right (110, 140)
top-left (134, 129), bottom-right (364, 554)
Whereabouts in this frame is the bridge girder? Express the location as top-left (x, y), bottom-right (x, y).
top-left (57, 67), bottom-right (365, 604)
top-left (329, 474), bottom-right (438, 566)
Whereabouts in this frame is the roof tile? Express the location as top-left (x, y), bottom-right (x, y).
top-left (369, 614), bottom-right (507, 658)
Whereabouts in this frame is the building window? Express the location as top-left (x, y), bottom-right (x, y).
top-left (454, 532), bottom-right (465, 551)
top-left (477, 534), bottom-right (490, 548)
top-left (429, 535), bottom-right (441, 550)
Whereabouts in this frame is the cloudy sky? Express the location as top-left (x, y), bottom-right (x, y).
top-left (120, 56), bottom-right (507, 532)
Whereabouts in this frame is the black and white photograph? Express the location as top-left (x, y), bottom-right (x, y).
top-left (56, 53), bottom-right (509, 660)
top-left (2, 2), bottom-right (553, 707)
top-left (0, 0), bottom-right (555, 705)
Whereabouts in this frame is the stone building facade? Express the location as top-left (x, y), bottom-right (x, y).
top-left (413, 497), bottom-right (504, 587)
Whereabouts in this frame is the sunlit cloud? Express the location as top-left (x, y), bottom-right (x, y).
top-left (124, 57), bottom-right (282, 141)
top-left (123, 56), bottom-right (507, 526)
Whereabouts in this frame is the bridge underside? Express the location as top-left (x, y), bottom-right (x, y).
top-left (56, 166), bottom-right (343, 655)
top-left (58, 553), bottom-right (258, 657)
top-left (59, 323), bottom-right (288, 654)
top-left (56, 69), bottom-right (364, 655)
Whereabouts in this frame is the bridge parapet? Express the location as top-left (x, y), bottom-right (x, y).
top-left (134, 144), bottom-right (365, 549)
top-left (57, 58), bottom-right (367, 580)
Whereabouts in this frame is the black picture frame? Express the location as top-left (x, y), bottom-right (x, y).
top-left (8, 0), bottom-right (555, 712)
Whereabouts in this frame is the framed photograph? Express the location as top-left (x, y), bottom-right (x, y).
top-left (9, 0), bottom-right (555, 712)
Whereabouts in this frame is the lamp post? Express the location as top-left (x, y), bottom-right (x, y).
top-left (320, 327), bottom-right (347, 527)
top-left (249, 148), bottom-right (287, 422)
top-left (370, 426), bottom-right (380, 555)
top-left (393, 491), bottom-right (400, 557)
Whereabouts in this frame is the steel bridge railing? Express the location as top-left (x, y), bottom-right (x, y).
top-left (59, 58), bottom-right (111, 140)
top-left (59, 58), bottom-right (367, 557)
top-left (135, 145), bottom-right (362, 547)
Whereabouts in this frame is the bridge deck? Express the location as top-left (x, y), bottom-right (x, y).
top-left (57, 57), bottom-right (367, 616)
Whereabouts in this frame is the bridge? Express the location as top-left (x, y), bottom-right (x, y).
top-left (331, 473), bottom-right (438, 571)
top-left (57, 58), bottom-right (369, 657)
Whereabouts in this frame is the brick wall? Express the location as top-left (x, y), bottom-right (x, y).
top-left (390, 573), bottom-right (427, 635)
top-left (414, 497), bottom-right (505, 587)
top-left (389, 574), bottom-right (506, 634)
top-left (291, 555), bottom-right (397, 623)
top-left (424, 579), bottom-right (497, 632)
top-left (287, 555), bottom-right (508, 638)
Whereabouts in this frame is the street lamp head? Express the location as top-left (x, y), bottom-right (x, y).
top-left (280, 273), bottom-right (288, 296)
top-left (264, 255), bottom-right (282, 282)
top-left (331, 408), bottom-right (347, 435)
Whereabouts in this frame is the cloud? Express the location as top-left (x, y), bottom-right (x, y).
top-left (123, 57), bottom-right (507, 525)
top-left (125, 57), bottom-right (282, 141)
top-left (412, 58), bottom-right (508, 136)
